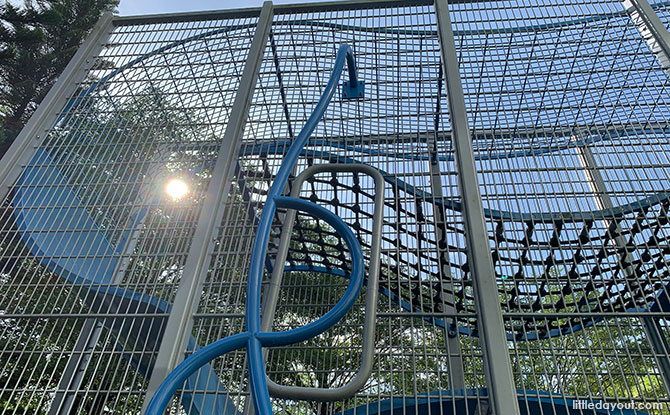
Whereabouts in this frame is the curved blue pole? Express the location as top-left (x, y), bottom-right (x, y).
top-left (147, 44), bottom-right (364, 415)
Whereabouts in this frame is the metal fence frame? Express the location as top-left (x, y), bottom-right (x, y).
top-left (2, 0), bottom-right (670, 414)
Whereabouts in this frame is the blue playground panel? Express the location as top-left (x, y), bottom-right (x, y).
top-left (340, 390), bottom-right (643, 415)
top-left (13, 148), bottom-right (236, 415)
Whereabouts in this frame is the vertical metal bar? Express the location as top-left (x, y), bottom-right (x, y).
top-left (622, 0), bottom-right (670, 69)
top-left (434, 1), bottom-right (520, 414)
top-left (428, 73), bottom-right (465, 388)
top-left (268, 31), bottom-right (294, 141)
top-left (427, 156), bottom-right (466, 391)
top-left (644, 318), bottom-right (670, 395)
top-left (0, 13), bottom-right (114, 202)
top-left (577, 144), bottom-right (670, 397)
top-left (142, 2), bottom-right (274, 410)
top-left (48, 319), bottom-right (104, 415)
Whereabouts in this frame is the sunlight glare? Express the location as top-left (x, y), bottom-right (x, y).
top-left (165, 178), bottom-right (188, 200)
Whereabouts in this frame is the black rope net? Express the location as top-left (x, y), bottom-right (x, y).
top-left (241, 166), bottom-right (670, 341)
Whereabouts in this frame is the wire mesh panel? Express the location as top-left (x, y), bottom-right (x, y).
top-left (0, 13), bottom-right (258, 414)
top-left (451, 0), bottom-right (670, 413)
top-left (3, 0), bottom-right (670, 414)
top-left (186, 2), bottom-right (497, 414)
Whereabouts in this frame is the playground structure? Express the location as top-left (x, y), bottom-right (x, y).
top-left (2, 0), bottom-right (670, 414)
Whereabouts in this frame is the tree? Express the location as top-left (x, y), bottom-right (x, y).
top-left (0, 0), bottom-right (118, 158)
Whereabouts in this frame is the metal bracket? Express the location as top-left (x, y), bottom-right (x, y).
top-left (342, 80), bottom-right (365, 99)
top-left (623, 0), bottom-right (670, 70)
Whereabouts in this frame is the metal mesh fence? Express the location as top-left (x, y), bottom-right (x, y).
top-left (0, 14), bottom-right (257, 414)
top-left (452, 0), bottom-right (670, 413)
top-left (190, 2), bottom-right (482, 413)
top-left (1, 0), bottom-right (670, 414)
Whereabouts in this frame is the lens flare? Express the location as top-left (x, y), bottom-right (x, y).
top-left (165, 178), bottom-right (188, 200)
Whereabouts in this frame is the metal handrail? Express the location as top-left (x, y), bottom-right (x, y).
top-left (263, 163), bottom-right (384, 401)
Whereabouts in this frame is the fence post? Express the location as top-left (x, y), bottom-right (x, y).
top-left (434, 1), bottom-right (520, 414)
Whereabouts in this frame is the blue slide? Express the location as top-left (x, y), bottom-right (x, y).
top-left (12, 148), bottom-right (237, 415)
top-left (339, 389), bottom-right (640, 415)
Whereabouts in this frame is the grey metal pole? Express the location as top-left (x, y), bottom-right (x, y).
top-left (142, 2), bottom-right (274, 411)
top-left (434, 1), bottom-right (520, 414)
top-left (623, 0), bottom-right (670, 69)
top-left (49, 289), bottom-right (131, 414)
top-left (0, 12), bottom-right (114, 204)
top-left (577, 144), bottom-right (670, 397)
top-left (427, 132), bottom-right (466, 391)
top-left (48, 319), bottom-right (103, 415)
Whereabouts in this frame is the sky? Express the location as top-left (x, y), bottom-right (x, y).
top-left (117, 0), bottom-right (344, 16)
